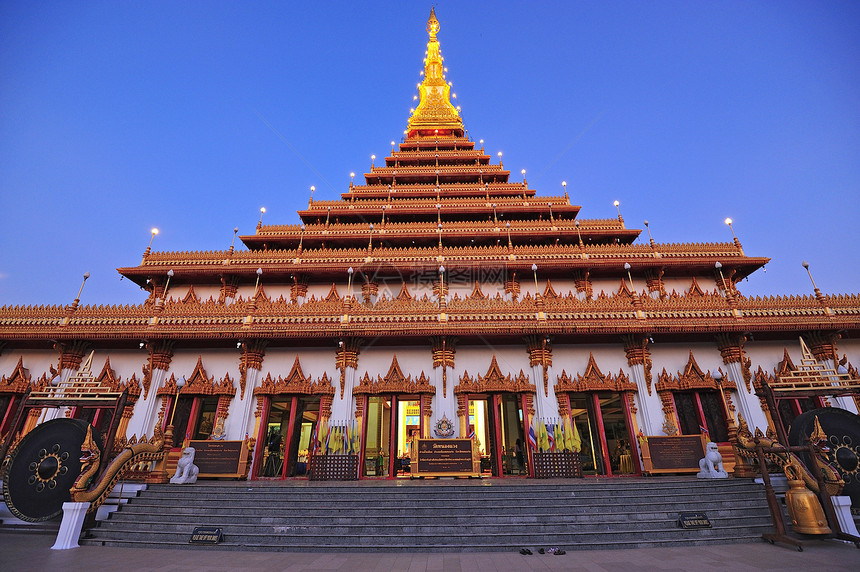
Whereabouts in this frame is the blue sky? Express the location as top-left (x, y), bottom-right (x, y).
top-left (1, 1), bottom-right (858, 306)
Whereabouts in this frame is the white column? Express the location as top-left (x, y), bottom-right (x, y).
top-left (329, 366), bottom-right (357, 423)
top-left (530, 363), bottom-right (559, 420)
top-left (430, 367), bottom-right (457, 437)
top-left (225, 368), bottom-right (262, 440)
top-left (127, 368), bottom-right (169, 439)
top-left (51, 502), bottom-right (90, 549)
top-left (627, 364), bottom-right (662, 435)
top-left (723, 361), bottom-right (768, 431)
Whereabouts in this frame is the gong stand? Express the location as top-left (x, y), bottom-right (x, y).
top-left (757, 378), bottom-right (860, 449)
top-left (0, 386), bottom-right (127, 486)
top-left (755, 440), bottom-right (860, 550)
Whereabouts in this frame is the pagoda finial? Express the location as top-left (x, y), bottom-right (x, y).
top-left (407, 9), bottom-right (464, 139)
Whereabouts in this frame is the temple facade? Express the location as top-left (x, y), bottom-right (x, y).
top-left (2, 9), bottom-right (859, 482)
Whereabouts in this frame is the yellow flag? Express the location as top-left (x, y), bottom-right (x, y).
top-left (571, 419), bottom-right (582, 453)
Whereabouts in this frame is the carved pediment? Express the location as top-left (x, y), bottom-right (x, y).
top-left (655, 351), bottom-right (734, 392)
top-left (555, 353), bottom-right (635, 393)
top-left (456, 355), bottom-right (534, 395)
top-left (354, 356), bottom-right (435, 395)
top-left (0, 357), bottom-right (31, 393)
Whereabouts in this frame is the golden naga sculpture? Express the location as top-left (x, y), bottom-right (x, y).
top-left (406, 8), bottom-right (464, 138)
top-left (735, 415), bottom-right (843, 497)
top-left (70, 424), bottom-right (166, 513)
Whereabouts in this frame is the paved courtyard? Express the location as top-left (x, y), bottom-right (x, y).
top-left (1, 532), bottom-right (859, 572)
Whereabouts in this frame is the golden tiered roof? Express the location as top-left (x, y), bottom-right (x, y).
top-left (406, 8), bottom-right (464, 138)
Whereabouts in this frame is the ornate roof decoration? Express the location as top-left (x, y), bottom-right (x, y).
top-left (469, 281), bottom-right (486, 300)
top-left (656, 350), bottom-right (735, 392)
top-left (182, 285), bottom-right (200, 304)
top-left (0, 356), bottom-right (31, 394)
top-left (406, 8), bottom-right (464, 138)
top-left (157, 356), bottom-right (234, 396)
top-left (456, 355), bottom-right (534, 395)
top-left (324, 283), bottom-right (341, 303)
top-left (353, 356), bottom-right (435, 395)
top-left (555, 353), bottom-right (635, 393)
top-left (396, 282), bottom-right (414, 302)
top-left (769, 337), bottom-right (860, 393)
top-left (776, 348), bottom-right (796, 377)
top-left (253, 358), bottom-right (335, 396)
top-left (688, 277), bottom-right (705, 297)
top-left (616, 279), bottom-right (634, 298)
top-left (543, 279), bottom-right (559, 299)
top-left (95, 357), bottom-right (141, 401)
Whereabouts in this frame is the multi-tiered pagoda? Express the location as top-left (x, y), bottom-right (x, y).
top-left (1, 9), bottom-right (859, 483)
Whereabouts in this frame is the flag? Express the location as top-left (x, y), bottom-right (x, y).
top-left (571, 420), bottom-right (581, 453)
top-left (528, 419), bottom-right (537, 450)
top-left (699, 424), bottom-right (710, 438)
top-left (547, 422), bottom-right (556, 452)
top-left (468, 425), bottom-right (475, 440)
top-left (538, 420), bottom-right (549, 452)
top-left (556, 419), bottom-right (566, 452)
top-left (347, 421), bottom-right (354, 455)
top-left (343, 423), bottom-right (349, 454)
top-left (325, 423), bottom-right (332, 454)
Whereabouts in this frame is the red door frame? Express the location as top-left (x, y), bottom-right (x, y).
top-left (591, 393), bottom-right (613, 476)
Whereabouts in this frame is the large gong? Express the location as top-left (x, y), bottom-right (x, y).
top-left (2, 418), bottom-right (103, 522)
top-left (788, 407), bottom-right (860, 508)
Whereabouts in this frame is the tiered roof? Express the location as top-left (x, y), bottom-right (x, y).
top-left (1, 9), bottom-right (855, 348)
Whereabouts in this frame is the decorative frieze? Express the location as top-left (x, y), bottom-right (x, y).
top-left (716, 333), bottom-right (752, 392)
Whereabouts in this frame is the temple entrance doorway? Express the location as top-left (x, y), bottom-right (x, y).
top-left (567, 392), bottom-right (637, 476)
top-left (361, 395), bottom-right (421, 478)
top-left (468, 393), bottom-right (527, 477)
top-left (257, 395), bottom-right (320, 478)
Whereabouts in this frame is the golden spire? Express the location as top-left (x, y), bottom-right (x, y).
top-left (407, 8), bottom-right (464, 138)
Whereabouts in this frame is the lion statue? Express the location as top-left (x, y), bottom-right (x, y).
top-left (697, 441), bottom-right (728, 479)
top-left (170, 447), bottom-right (200, 484)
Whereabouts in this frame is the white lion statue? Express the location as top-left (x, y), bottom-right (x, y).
top-left (170, 447), bottom-right (200, 484)
top-left (697, 441), bottom-right (728, 479)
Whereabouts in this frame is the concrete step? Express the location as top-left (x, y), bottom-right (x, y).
top-left (81, 477), bottom-right (773, 552)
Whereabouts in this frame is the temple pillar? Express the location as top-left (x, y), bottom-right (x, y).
top-left (430, 336), bottom-right (456, 437)
top-left (362, 280), bottom-right (379, 305)
top-left (456, 393), bottom-right (469, 438)
top-left (716, 334), bottom-right (768, 430)
top-left (227, 340), bottom-right (268, 440)
top-left (622, 335), bottom-right (661, 435)
top-left (127, 340), bottom-right (173, 439)
top-left (330, 338), bottom-right (360, 423)
top-left (526, 335), bottom-right (558, 420)
top-left (573, 269), bottom-right (592, 301)
top-left (504, 272), bottom-right (520, 302)
top-left (219, 274), bottom-right (239, 304)
top-left (291, 274), bottom-right (308, 305)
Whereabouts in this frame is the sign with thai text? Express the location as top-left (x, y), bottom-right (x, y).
top-left (640, 435), bottom-right (706, 474)
top-left (187, 440), bottom-right (249, 478)
top-left (413, 438), bottom-right (479, 477)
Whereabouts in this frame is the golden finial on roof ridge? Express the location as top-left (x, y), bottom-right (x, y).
top-left (407, 8), bottom-right (464, 139)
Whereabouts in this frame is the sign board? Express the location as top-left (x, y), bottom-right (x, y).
top-left (412, 438), bottom-right (480, 477)
top-left (639, 434), bottom-right (706, 475)
top-left (187, 440), bottom-right (250, 479)
top-left (190, 526), bottom-right (223, 544)
top-left (678, 512), bottom-right (711, 529)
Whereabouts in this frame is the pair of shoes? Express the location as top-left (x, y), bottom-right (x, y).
top-left (538, 548), bottom-right (545, 554)
top-left (554, 549), bottom-right (566, 555)
top-left (519, 548), bottom-right (532, 555)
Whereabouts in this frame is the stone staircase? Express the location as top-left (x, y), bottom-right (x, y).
top-left (81, 477), bottom-right (773, 552)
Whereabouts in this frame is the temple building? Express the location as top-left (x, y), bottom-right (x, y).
top-left (1, 8), bottom-right (859, 485)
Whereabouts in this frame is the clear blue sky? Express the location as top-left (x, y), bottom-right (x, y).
top-left (1, 1), bottom-right (858, 306)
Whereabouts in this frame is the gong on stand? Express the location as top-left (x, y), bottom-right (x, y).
top-left (2, 418), bottom-right (103, 522)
